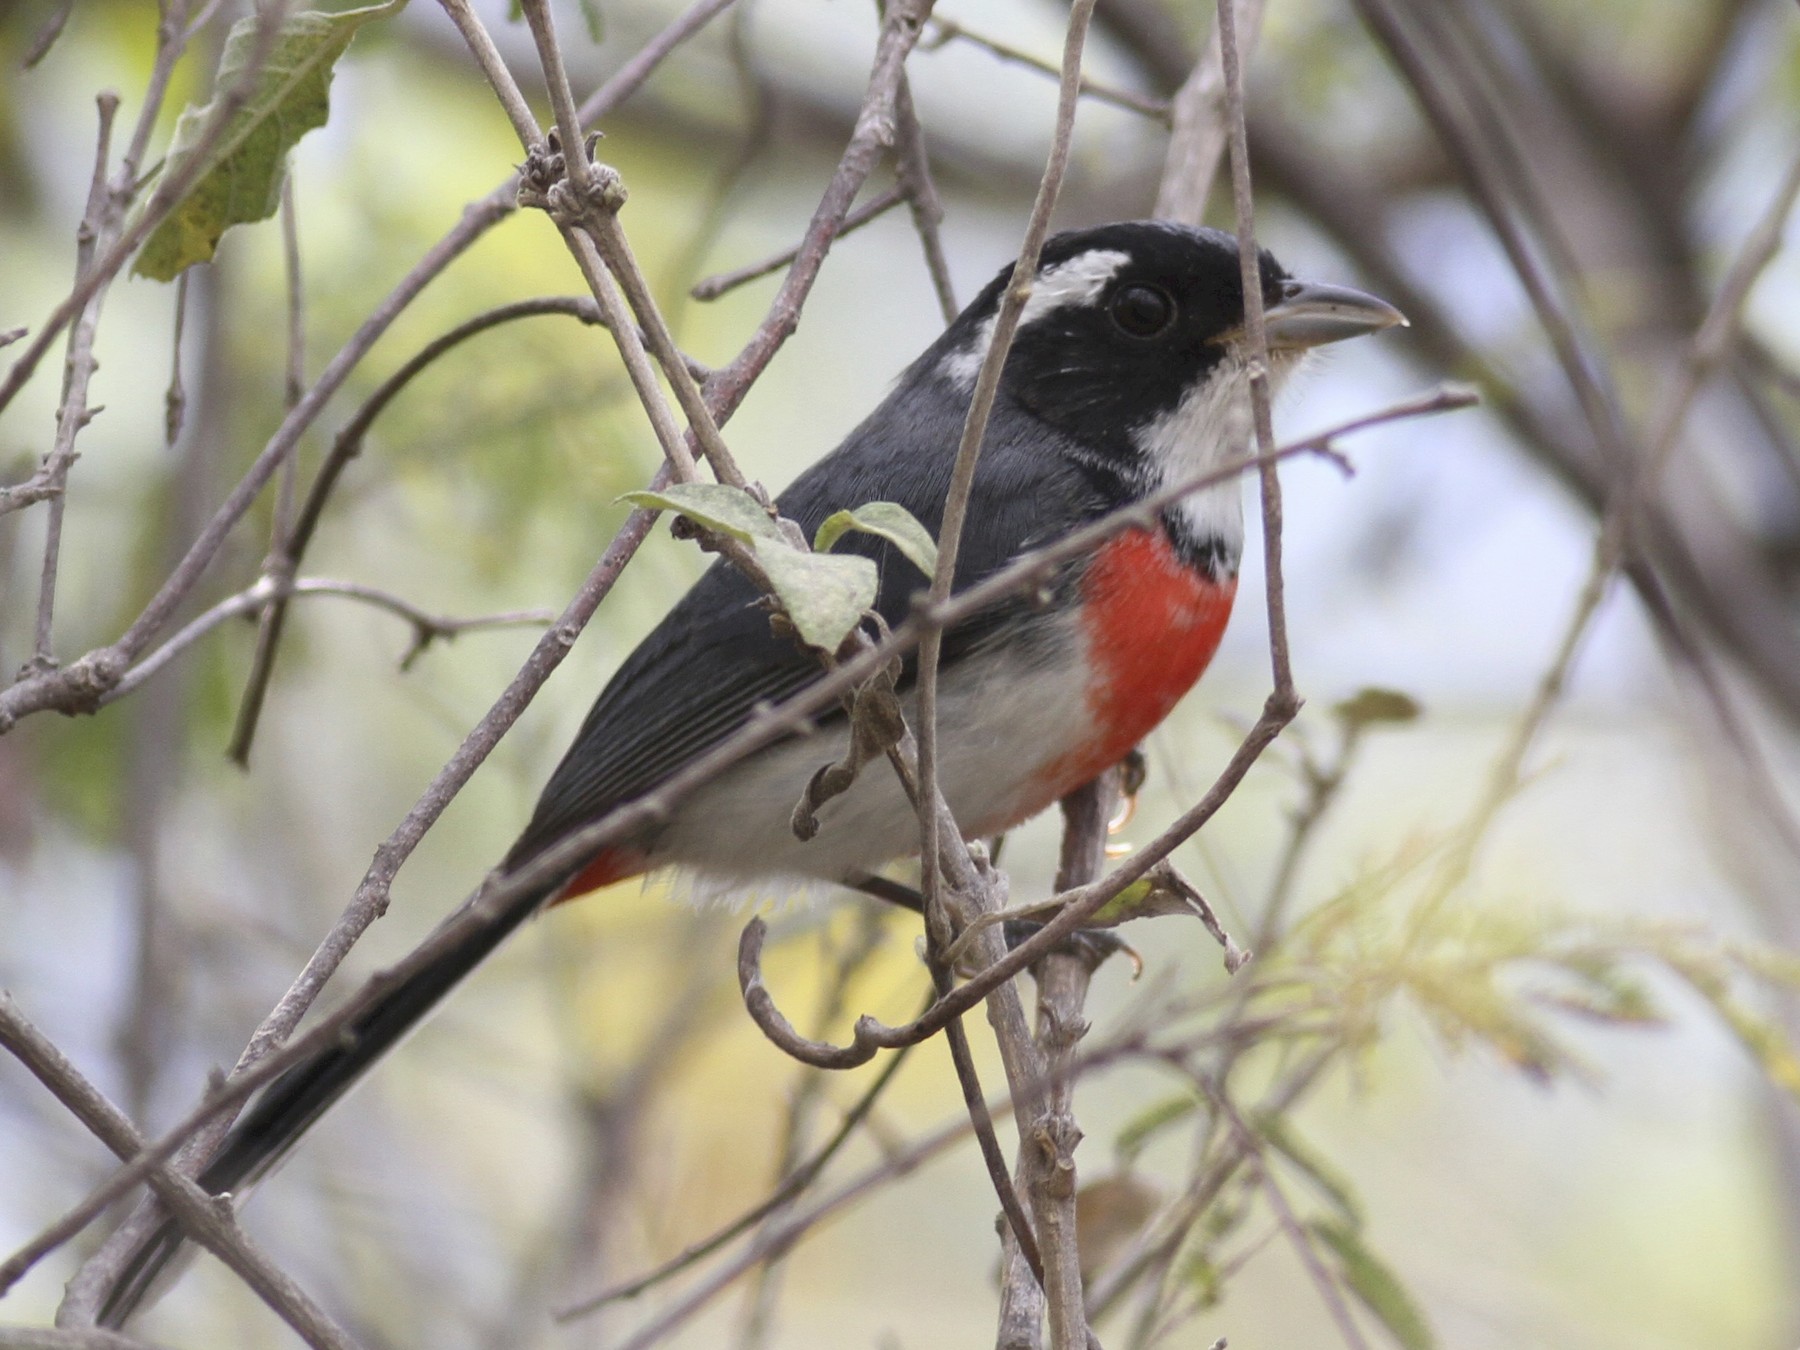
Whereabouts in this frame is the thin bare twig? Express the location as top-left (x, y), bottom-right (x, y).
top-left (690, 188), bottom-right (906, 302)
top-left (1153, 0), bottom-right (1265, 223)
top-left (30, 92), bottom-right (120, 670)
top-left (1209, 1087), bottom-right (1371, 1350)
top-left (300, 579), bottom-right (559, 669)
top-left (228, 176), bottom-right (309, 762)
top-left (0, 1328), bottom-right (161, 1350)
top-left (923, 16), bottom-right (1170, 123)
top-left (1216, 0), bottom-right (1293, 708)
top-left (0, 997), bottom-right (361, 1350)
top-left (560, 1037), bottom-right (915, 1316)
top-left (892, 76), bottom-right (959, 324)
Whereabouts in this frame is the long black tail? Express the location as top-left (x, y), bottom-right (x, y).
top-left (97, 874), bottom-right (559, 1327)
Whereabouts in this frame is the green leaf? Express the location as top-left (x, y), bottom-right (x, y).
top-left (753, 539), bottom-right (878, 651)
top-left (620, 483), bottom-right (783, 544)
top-left (134, 2), bottom-right (405, 281)
top-left (814, 501), bottom-right (940, 579)
top-left (1311, 1218), bottom-right (1435, 1350)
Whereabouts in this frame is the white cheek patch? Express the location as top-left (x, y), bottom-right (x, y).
top-left (941, 248), bottom-right (1132, 388)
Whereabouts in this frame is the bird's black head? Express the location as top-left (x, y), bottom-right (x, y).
top-left (932, 221), bottom-right (1404, 474)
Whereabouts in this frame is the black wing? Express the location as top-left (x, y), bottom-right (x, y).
top-left (505, 363), bottom-right (1103, 871)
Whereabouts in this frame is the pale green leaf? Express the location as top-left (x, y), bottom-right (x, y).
top-left (620, 482), bottom-right (783, 544)
top-left (1311, 1218), bottom-right (1435, 1350)
top-left (625, 483), bottom-right (874, 649)
top-left (134, 2), bottom-right (405, 281)
top-left (814, 501), bottom-right (940, 579)
top-left (753, 539), bottom-right (878, 651)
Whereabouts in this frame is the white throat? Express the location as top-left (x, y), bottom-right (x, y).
top-left (1131, 346), bottom-right (1304, 572)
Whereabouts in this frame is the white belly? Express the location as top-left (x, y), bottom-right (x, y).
top-left (655, 634), bottom-right (1093, 898)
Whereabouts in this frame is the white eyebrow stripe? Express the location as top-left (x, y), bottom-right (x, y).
top-left (940, 248), bottom-right (1132, 388)
top-left (1018, 248), bottom-right (1132, 325)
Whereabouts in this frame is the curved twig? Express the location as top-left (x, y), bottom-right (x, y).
top-left (223, 295), bottom-right (648, 762)
top-left (733, 917), bottom-right (1048, 1283)
top-left (738, 920), bottom-right (880, 1069)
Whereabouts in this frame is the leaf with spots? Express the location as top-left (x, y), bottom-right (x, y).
top-left (754, 539), bottom-right (878, 652)
top-left (134, 2), bottom-right (406, 281)
top-left (620, 482), bottom-right (783, 544)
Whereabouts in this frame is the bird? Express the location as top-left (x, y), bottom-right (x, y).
top-left (97, 219), bottom-right (1403, 1325)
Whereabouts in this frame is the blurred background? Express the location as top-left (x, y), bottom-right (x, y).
top-left (2, 0), bottom-right (1800, 1345)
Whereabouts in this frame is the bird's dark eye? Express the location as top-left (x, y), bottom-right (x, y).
top-left (1108, 283), bottom-right (1176, 338)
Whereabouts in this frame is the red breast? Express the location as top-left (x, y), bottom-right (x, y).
top-left (1032, 524), bottom-right (1237, 804)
